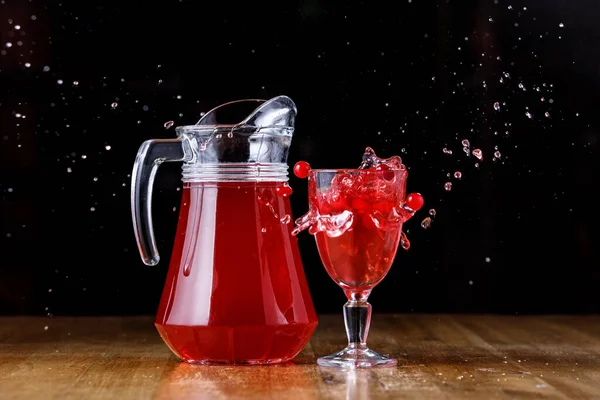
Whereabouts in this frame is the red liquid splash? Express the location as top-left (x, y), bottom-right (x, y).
top-left (312, 169), bottom-right (410, 292)
top-left (293, 147), bottom-right (421, 294)
top-left (156, 182), bottom-right (318, 364)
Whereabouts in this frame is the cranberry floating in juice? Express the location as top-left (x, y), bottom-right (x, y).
top-left (130, 96), bottom-right (318, 365)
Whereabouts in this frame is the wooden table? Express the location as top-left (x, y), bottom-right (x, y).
top-left (1, 315), bottom-right (599, 399)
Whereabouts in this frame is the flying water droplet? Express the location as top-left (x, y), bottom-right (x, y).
top-left (24, 62), bottom-right (31, 68)
top-left (461, 139), bottom-right (470, 148)
top-left (72, 81), bottom-right (79, 86)
top-left (111, 102), bottom-right (118, 109)
top-left (442, 147), bottom-right (453, 155)
top-left (428, 209), bottom-right (436, 217)
top-left (261, 227), bottom-right (267, 233)
top-left (227, 131), bottom-right (234, 138)
top-left (105, 145), bottom-right (111, 151)
top-left (544, 111), bottom-right (550, 118)
top-left (472, 149), bottom-right (483, 160)
top-left (525, 111), bottom-right (533, 119)
top-left (559, 22), bottom-right (564, 28)
top-left (454, 171), bottom-right (462, 179)
top-left (444, 182), bottom-right (453, 191)
top-left (400, 232), bottom-right (410, 250)
top-left (280, 214), bottom-right (291, 224)
top-left (493, 102), bottom-right (500, 111)
top-left (518, 82), bottom-right (526, 90)
top-left (421, 217), bottom-right (432, 229)
top-left (494, 151), bottom-right (501, 159)
top-left (164, 120), bottom-right (174, 129)
top-left (57, 79), bottom-right (63, 85)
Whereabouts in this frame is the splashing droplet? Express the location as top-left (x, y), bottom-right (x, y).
top-left (400, 232), bottom-right (410, 250)
top-left (518, 82), bottom-right (526, 90)
top-left (525, 111), bottom-right (533, 119)
top-left (428, 209), bottom-right (436, 217)
top-left (164, 120), bottom-right (174, 129)
top-left (421, 217), bottom-right (432, 229)
top-left (494, 151), bottom-right (501, 158)
top-left (461, 139), bottom-right (470, 148)
top-left (111, 102), bottom-right (118, 109)
top-left (227, 131), bottom-right (234, 138)
top-left (493, 102), bottom-right (500, 111)
top-left (442, 147), bottom-right (453, 155)
top-left (280, 214), bottom-right (291, 224)
top-left (454, 171), bottom-right (462, 179)
top-left (472, 149), bottom-right (483, 160)
top-left (444, 182), bottom-right (453, 191)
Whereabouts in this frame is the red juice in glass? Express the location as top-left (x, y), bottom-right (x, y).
top-left (155, 181), bottom-right (318, 364)
top-left (309, 168), bottom-right (407, 293)
top-left (292, 147), bottom-right (421, 368)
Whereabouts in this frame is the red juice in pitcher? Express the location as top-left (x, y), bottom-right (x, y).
top-left (155, 181), bottom-right (318, 364)
top-left (131, 96), bottom-right (318, 364)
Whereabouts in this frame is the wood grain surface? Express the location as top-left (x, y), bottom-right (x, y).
top-left (1, 314), bottom-right (599, 399)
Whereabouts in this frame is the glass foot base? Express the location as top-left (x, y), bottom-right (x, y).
top-left (317, 345), bottom-right (397, 369)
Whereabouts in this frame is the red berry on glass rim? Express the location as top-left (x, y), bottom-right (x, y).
top-left (293, 161), bottom-right (311, 179)
top-left (405, 193), bottom-right (424, 211)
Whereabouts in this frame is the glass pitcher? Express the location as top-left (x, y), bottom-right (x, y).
top-left (130, 95), bottom-right (318, 365)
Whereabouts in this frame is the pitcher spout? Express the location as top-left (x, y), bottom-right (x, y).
top-left (195, 95), bottom-right (297, 132)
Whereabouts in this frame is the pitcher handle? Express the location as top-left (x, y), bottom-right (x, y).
top-left (131, 139), bottom-right (187, 266)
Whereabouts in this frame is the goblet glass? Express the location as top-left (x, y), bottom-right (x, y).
top-left (308, 168), bottom-right (409, 368)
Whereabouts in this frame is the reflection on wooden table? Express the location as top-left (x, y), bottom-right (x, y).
top-left (1, 314), bottom-right (599, 399)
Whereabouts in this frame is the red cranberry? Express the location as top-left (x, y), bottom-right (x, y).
top-left (293, 161), bottom-right (311, 179)
top-left (405, 192), bottom-right (424, 211)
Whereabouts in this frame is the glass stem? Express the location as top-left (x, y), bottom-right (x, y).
top-left (343, 300), bottom-right (372, 348)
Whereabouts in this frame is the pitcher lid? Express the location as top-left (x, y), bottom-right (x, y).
top-left (175, 95), bottom-right (297, 137)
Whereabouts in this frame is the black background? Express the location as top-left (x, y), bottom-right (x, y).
top-left (1, 0), bottom-right (599, 316)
